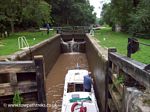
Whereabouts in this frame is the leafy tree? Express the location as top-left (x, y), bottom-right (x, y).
top-left (129, 0), bottom-right (150, 34)
top-left (0, 0), bottom-right (22, 32)
top-left (69, 1), bottom-right (96, 25)
top-left (101, 3), bottom-right (113, 26)
top-left (102, 0), bottom-right (150, 34)
top-left (101, 0), bottom-right (150, 34)
top-left (22, 0), bottom-right (52, 27)
top-left (99, 18), bottom-right (104, 26)
top-left (133, 0), bottom-right (140, 7)
top-left (49, 0), bottom-right (96, 26)
top-left (0, 0), bottom-right (52, 32)
top-left (108, 0), bottom-right (133, 32)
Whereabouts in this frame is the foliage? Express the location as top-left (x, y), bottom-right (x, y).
top-left (0, 0), bottom-right (22, 32)
top-left (101, 0), bottom-right (150, 34)
top-left (98, 18), bottom-right (104, 26)
top-left (101, 0), bottom-right (133, 32)
top-left (115, 75), bottom-right (125, 85)
top-left (0, 0), bottom-right (52, 33)
top-left (22, 0), bottom-right (52, 26)
top-left (49, 0), bottom-right (96, 26)
top-left (129, 0), bottom-right (150, 34)
top-left (111, 75), bottom-right (125, 91)
top-left (0, 0), bottom-right (96, 32)
top-left (13, 91), bottom-right (23, 105)
top-left (101, 3), bottom-right (113, 27)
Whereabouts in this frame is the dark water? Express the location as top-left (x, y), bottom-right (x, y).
top-left (46, 53), bottom-right (89, 112)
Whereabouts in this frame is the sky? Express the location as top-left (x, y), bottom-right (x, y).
top-left (89, 0), bottom-right (111, 18)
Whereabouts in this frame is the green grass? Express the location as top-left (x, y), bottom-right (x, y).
top-left (94, 27), bottom-right (150, 64)
top-left (0, 28), bottom-right (149, 64)
top-left (0, 30), bottom-right (55, 56)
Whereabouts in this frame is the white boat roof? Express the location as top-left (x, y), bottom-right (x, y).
top-left (65, 102), bottom-right (98, 112)
top-left (62, 92), bottom-right (99, 112)
top-left (66, 69), bottom-right (88, 83)
top-left (62, 69), bottom-right (99, 112)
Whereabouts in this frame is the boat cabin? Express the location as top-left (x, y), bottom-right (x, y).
top-left (67, 83), bottom-right (84, 92)
top-left (62, 69), bottom-right (99, 112)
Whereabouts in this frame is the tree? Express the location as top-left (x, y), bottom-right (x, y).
top-left (22, 0), bottom-right (52, 26)
top-left (108, 0), bottom-right (133, 32)
top-left (101, 3), bottom-right (113, 26)
top-left (101, 0), bottom-right (149, 33)
top-left (129, 0), bottom-right (150, 34)
top-left (133, 0), bottom-right (140, 7)
top-left (49, 0), bottom-right (96, 26)
top-left (0, 0), bottom-right (22, 32)
top-left (69, 1), bottom-right (96, 25)
top-left (0, 0), bottom-right (52, 33)
top-left (99, 18), bottom-right (104, 26)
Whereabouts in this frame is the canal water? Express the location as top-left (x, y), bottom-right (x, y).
top-left (46, 53), bottom-right (89, 112)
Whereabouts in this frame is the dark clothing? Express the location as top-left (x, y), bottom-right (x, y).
top-left (83, 75), bottom-right (92, 92)
top-left (46, 23), bottom-right (50, 34)
top-left (46, 23), bottom-right (50, 29)
top-left (84, 88), bottom-right (91, 92)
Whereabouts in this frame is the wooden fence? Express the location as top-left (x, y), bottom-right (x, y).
top-left (106, 48), bottom-right (150, 112)
top-left (0, 55), bottom-right (47, 112)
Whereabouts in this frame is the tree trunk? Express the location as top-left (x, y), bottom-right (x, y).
top-left (133, 0), bottom-right (139, 7)
top-left (10, 20), bottom-right (15, 33)
top-left (66, 17), bottom-right (69, 25)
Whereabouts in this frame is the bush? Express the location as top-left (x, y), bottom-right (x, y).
top-left (129, 0), bottom-right (150, 35)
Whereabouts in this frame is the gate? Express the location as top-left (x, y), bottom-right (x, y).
top-left (0, 56), bottom-right (47, 112)
top-left (106, 48), bottom-right (150, 112)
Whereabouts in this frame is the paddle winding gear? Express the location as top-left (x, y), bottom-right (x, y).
top-left (127, 37), bottom-right (139, 57)
top-left (127, 38), bottom-right (139, 54)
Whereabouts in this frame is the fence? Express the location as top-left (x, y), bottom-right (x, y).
top-left (0, 55), bottom-right (47, 112)
top-left (106, 48), bottom-right (150, 112)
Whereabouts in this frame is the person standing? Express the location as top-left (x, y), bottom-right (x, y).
top-left (46, 23), bottom-right (50, 34)
top-left (83, 72), bottom-right (92, 92)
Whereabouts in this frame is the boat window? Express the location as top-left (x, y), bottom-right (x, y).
top-left (67, 83), bottom-right (74, 92)
top-left (75, 84), bottom-right (83, 91)
top-left (67, 83), bottom-right (83, 92)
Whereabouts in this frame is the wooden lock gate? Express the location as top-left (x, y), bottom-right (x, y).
top-left (106, 48), bottom-right (150, 112)
top-left (0, 55), bottom-right (47, 112)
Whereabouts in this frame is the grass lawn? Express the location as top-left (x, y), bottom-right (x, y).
top-left (94, 27), bottom-right (150, 64)
top-left (0, 30), bottom-right (55, 56)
